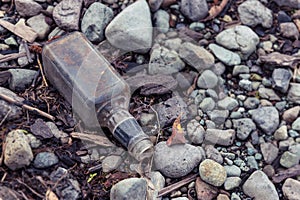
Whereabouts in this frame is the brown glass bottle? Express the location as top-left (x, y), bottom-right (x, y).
top-left (42, 32), bottom-right (153, 161)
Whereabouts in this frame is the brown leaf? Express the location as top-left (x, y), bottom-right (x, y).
top-left (201, 0), bottom-right (229, 22)
top-left (166, 114), bottom-right (186, 146)
top-left (46, 189), bottom-right (59, 200)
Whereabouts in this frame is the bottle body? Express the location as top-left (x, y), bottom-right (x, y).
top-left (42, 32), bottom-right (153, 161)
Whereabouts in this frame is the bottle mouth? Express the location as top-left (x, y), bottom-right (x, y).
top-left (130, 139), bottom-right (154, 161)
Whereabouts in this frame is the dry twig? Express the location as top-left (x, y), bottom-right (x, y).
top-left (201, 0), bottom-right (229, 22)
top-left (16, 179), bottom-right (44, 199)
top-left (0, 52), bottom-right (26, 63)
top-left (37, 56), bottom-right (48, 87)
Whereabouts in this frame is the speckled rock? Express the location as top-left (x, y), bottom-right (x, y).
top-left (110, 178), bottom-right (147, 200)
top-left (154, 142), bottom-right (202, 178)
top-left (180, 0), bottom-right (208, 21)
top-left (195, 177), bottom-right (219, 200)
top-left (186, 119), bottom-right (205, 144)
top-left (199, 159), bottom-right (227, 187)
top-left (282, 178), bottom-right (300, 200)
top-left (224, 177), bottom-right (241, 190)
top-left (33, 152), bottom-right (59, 169)
top-left (233, 118), bottom-right (256, 140)
top-left (15, 0), bottom-right (42, 17)
top-left (243, 170), bottom-right (279, 200)
top-left (0, 87), bottom-right (23, 121)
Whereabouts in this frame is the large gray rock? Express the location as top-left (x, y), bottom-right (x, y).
top-left (154, 142), bottom-right (202, 178)
top-left (208, 44), bottom-right (241, 66)
top-left (272, 68), bottom-right (292, 93)
top-left (4, 130), bottom-right (33, 170)
top-left (15, 0), bottom-right (42, 17)
top-left (233, 118), bottom-right (256, 140)
top-left (0, 87), bottom-right (23, 121)
top-left (282, 178), bottom-right (300, 200)
top-left (81, 2), bottom-right (113, 43)
top-left (180, 0), bottom-right (208, 21)
top-left (216, 25), bottom-right (259, 60)
top-left (251, 107), bottom-right (279, 135)
top-left (288, 83), bottom-right (300, 104)
top-left (243, 170), bottom-right (279, 200)
top-left (179, 42), bottom-right (214, 72)
top-left (238, 0), bottom-right (273, 28)
top-left (27, 14), bottom-right (51, 40)
top-left (204, 129), bottom-right (236, 146)
top-left (53, 0), bottom-right (83, 31)
top-left (199, 159), bottom-right (227, 187)
top-left (149, 46), bottom-right (185, 75)
top-left (105, 0), bottom-right (152, 53)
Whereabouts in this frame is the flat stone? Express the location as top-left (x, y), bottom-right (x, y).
top-left (233, 118), bottom-right (256, 140)
top-left (102, 155), bottom-right (123, 173)
top-left (149, 46), bottom-right (185, 75)
top-left (180, 0), bottom-right (208, 21)
top-left (81, 2), bottom-right (113, 43)
top-left (53, 0), bottom-right (83, 31)
top-left (15, 0), bottom-right (42, 17)
top-left (33, 152), bottom-right (59, 169)
top-left (283, 106), bottom-right (300, 123)
top-left (215, 25), bottom-right (259, 59)
top-left (4, 130), bottom-right (33, 170)
top-left (258, 87), bottom-right (281, 101)
top-left (243, 170), bottom-right (279, 200)
top-left (274, 0), bottom-right (299, 8)
top-left (195, 177), bottom-right (218, 200)
top-left (232, 65), bottom-right (250, 76)
top-left (288, 83), bottom-right (300, 104)
top-left (186, 119), bottom-right (205, 144)
top-left (282, 178), bottom-right (300, 200)
top-left (238, 0), bottom-right (273, 28)
top-left (260, 143), bottom-right (279, 164)
top-left (8, 69), bottom-right (36, 92)
top-left (27, 14), bottom-right (51, 40)
top-left (204, 129), bottom-right (235, 146)
top-left (292, 117), bottom-right (300, 131)
top-left (153, 10), bottom-right (170, 33)
top-left (207, 110), bottom-right (229, 125)
top-left (110, 178), bottom-right (147, 200)
top-left (224, 165), bottom-right (241, 177)
top-left (179, 42), bottom-right (214, 72)
top-left (208, 44), bottom-right (241, 66)
top-left (280, 151), bottom-right (299, 168)
top-left (0, 87), bottom-right (23, 121)
top-left (199, 159), bottom-right (227, 187)
top-left (217, 97), bottom-right (239, 111)
top-left (274, 125), bottom-right (288, 141)
top-left (154, 142), bottom-right (202, 178)
top-left (224, 177), bottom-right (242, 190)
top-left (250, 106), bottom-right (279, 135)
top-left (280, 22), bottom-right (300, 40)
top-left (197, 70), bottom-right (218, 89)
top-left (272, 68), bottom-right (292, 93)
top-left (105, 0), bottom-right (152, 53)
top-left (199, 97), bottom-right (216, 112)
top-left (0, 186), bottom-right (20, 200)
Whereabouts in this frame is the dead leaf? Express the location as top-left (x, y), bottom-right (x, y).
top-left (46, 189), bottom-right (59, 200)
top-left (201, 0), bottom-right (229, 22)
top-left (166, 114), bottom-right (186, 146)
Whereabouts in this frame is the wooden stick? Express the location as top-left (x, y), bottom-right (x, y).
top-left (16, 179), bottom-right (44, 199)
top-left (37, 56), bottom-right (48, 87)
top-left (158, 174), bottom-right (198, 197)
top-left (71, 132), bottom-right (115, 147)
top-left (0, 52), bottom-right (26, 63)
top-left (0, 93), bottom-right (55, 121)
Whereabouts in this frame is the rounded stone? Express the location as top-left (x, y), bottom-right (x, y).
top-left (33, 152), bottom-right (59, 169)
top-left (197, 70), bottom-right (218, 89)
top-left (199, 159), bottom-right (227, 186)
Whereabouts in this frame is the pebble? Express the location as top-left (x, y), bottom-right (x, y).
top-left (26, 133), bottom-right (42, 148)
top-left (154, 142), bottom-right (202, 178)
top-left (263, 165), bottom-right (275, 178)
top-left (238, 0), bottom-right (273, 28)
top-left (195, 177), bottom-right (218, 200)
top-left (53, 0), bottom-right (83, 31)
top-left (224, 165), bottom-right (241, 177)
top-left (274, 0), bottom-right (299, 8)
top-left (280, 22), bottom-right (299, 40)
top-left (217, 194), bottom-right (230, 200)
top-left (105, 0), bottom-right (153, 53)
top-left (216, 25), bottom-right (259, 59)
top-left (280, 151), bottom-right (299, 168)
top-left (274, 126), bottom-right (288, 141)
top-left (46, 122), bottom-right (68, 139)
top-left (205, 145), bottom-right (223, 164)
top-left (4, 130), bottom-right (33, 170)
top-left (277, 11), bottom-right (292, 23)
top-left (4, 36), bottom-right (17, 46)
top-left (164, 38), bottom-right (182, 51)
top-left (179, 42), bottom-right (214, 72)
top-left (224, 177), bottom-right (241, 190)
top-left (81, 2), bottom-right (113, 43)
top-left (33, 152), bottom-right (59, 169)
top-left (0, 87), bottom-right (23, 121)
top-left (258, 87), bottom-right (281, 101)
top-left (212, 62), bottom-right (226, 76)
top-left (199, 159), bottom-right (227, 187)
top-left (110, 178), bottom-right (147, 200)
top-left (247, 156), bottom-right (258, 169)
top-left (282, 178), bottom-right (300, 200)
top-left (0, 186), bottom-right (20, 200)
top-left (204, 129), bottom-right (236, 146)
top-left (250, 106), bottom-right (279, 135)
top-left (189, 22), bottom-right (205, 31)
top-left (102, 155), bottom-right (123, 173)
top-left (275, 101), bottom-right (286, 111)
top-left (27, 14), bottom-right (51, 40)
top-left (153, 10), bottom-right (170, 33)
top-left (149, 46), bottom-right (185, 75)
top-left (283, 106), bottom-right (300, 123)
top-left (148, 0), bottom-right (163, 12)
top-left (243, 170), bottom-right (279, 200)
top-left (289, 130), bottom-right (299, 137)
top-left (272, 68), bottom-right (292, 93)
top-left (231, 193), bottom-right (241, 200)
top-left (186, 119), bottom-right (205, 144)
top-left (232, 65), bottom-right (249, 76)
top-left (208, 44), bottom-right (241, 66)
top-left (292, 117), bottom-right (300, 131)
top-left (15, 0), bottom-right (42, 17)
top-left (233, 118), bottom-right (256, 140)
top-left (217, 97), bottom-right (239, 111)
top-left (199, 97), bottom-right (216, 112)
top-left (288, 82), bottom-right (300, 104)
top-left (260, 143), bottom-right (279, 164)
top-left (239, 79), bottom-right (253, 91)
top-left (180, 0), bottom-right (208, 21)
top-left (244, 97), bottom-right (260, 109)
top-left (8, 69), bottom-right (37, 92)
top-left (207, 110), bottom-right (229, 125)
top-left (197, 70), bottom-right (218, 89)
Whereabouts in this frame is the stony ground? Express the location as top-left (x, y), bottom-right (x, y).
top-left (0, 0), bottom-right (300, 199)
